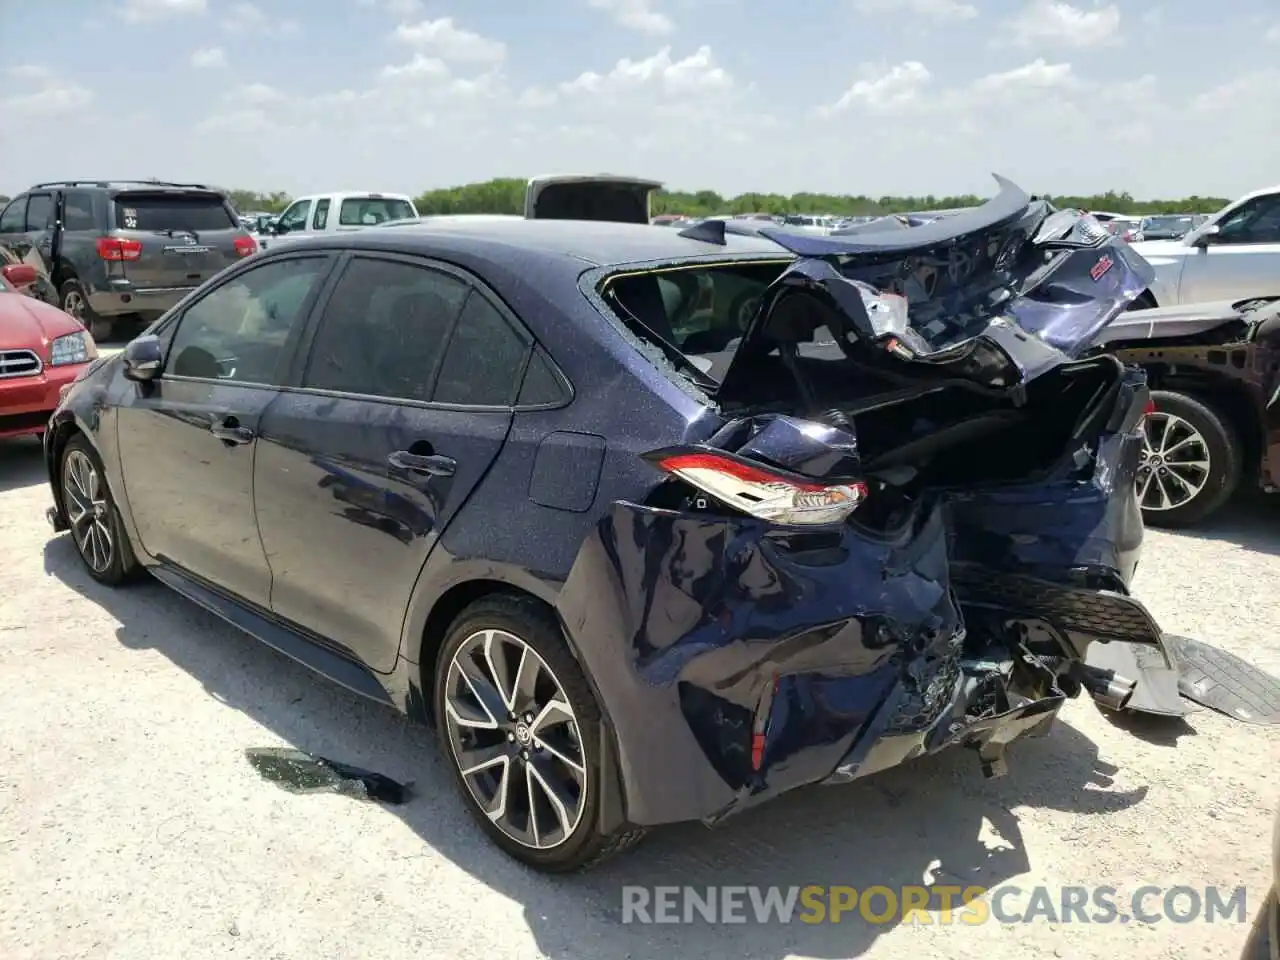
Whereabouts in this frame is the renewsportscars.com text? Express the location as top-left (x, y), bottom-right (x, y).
top-left (620, 884), bottom-right (1249, 926)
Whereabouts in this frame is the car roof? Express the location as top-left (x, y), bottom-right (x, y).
top-left (318, 217), bottom-right (791, 267)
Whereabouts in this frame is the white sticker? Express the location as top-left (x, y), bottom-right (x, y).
top-left (122, 208), bottom-right (137, 229)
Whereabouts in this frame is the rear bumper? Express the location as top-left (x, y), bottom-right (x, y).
top-left (89, 281), bottom-right (197, 318)
top-left (0, 363), bottom-right (84, 439)
top-left (556, 414), bottom-right (1153, 830)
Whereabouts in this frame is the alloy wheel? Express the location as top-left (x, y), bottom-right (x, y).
top-left (1137, 411), bottom-right (1211, 512)
top-left (62, 289), bottom-right (85, 319)
top-left (443, 629), bottom-right (587, 849)
top-left (63, 449), bottom-right (114, 573)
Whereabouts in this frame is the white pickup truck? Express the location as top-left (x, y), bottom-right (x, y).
top-left (257, 190), bottom-right (419, 249)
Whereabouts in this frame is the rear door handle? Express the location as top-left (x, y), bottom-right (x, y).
top-left (210, 417), bottom-right (254, 445)
top-left (388, 450), bottom-right (456, 477)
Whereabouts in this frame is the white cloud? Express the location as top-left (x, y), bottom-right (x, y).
top-left (392, 18), bottom-right (507, 64)
top-left (559, 45), bottom-right (732, 98)
top-left (120, 0), bottom-right (205, 22)
top-left (380, 54), bottom-right (449, 82)
top-left (587, 0), bottom-right (675, 35)
top-left (220, 2), bottom-right (299, 35)
top-left (0, 66), bottom-right (93, 117)
top-left (853, 0), bottom-right (977, 22)
top-left (190, 47), bottom-right (227, 68)
top-left (1001, 1), bottom-right (1121, 48)
top-left (385, 0), bottom-right (422, 14)
top-left (971, 58), bottom-right (1077, 93)
top-left (822, 61), bottom-right (932, 114)
top-left (1266, 23), bottom-right (1280, 42)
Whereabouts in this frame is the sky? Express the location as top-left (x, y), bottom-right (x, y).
top-left (1, 0), bottom-right (1278, 201)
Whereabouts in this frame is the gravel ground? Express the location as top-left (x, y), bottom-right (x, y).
top-left (1, 434), bottom-right (1277, 960)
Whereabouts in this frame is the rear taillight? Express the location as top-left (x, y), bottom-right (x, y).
top-left (96, 237), bottom-right (142, 261)
top-left (647, 449), bottom-right (867, 525)
top-left (1144, 397), bottom-right (1157, 417)
top-left (234, 235), bottom-right (258, 258)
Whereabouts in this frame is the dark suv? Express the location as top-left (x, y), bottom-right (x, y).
top-left (0, 180), bottom-right (257, 341)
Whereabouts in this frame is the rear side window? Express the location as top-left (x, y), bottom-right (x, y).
top-left (63, 191), bottom-right (97, 231)
top-left (312, 198), bottom-right (330, 230)
top-left (25, 194), bottom-right (54, 231)
top-left (338, 197), bottom-right (415, 226)
top-left (433, 293), bottom-right (530, 406)
top-left (113, 193), bottom-right (237, 232)
top-left (517, 347), bottom-right (569, 406)
top-left (303, 256), bottom-right (468, 402)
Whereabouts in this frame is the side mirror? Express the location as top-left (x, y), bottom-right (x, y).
top-left (122, 335), bottom-right (164, 382)
top-left (1190, 224), bottom-right (1220, 248)
top-left (2, 263), bottom-right (38, 287)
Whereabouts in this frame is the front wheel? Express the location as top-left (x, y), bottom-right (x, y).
top-left (433, 595), bottom-right (643, 872)
top-left (1137, 390), bottom-right (1242, 528)
top-left (59, 434), bottom-right (140, 585)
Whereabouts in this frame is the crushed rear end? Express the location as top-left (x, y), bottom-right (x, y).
top-left (557, 178), bottom-right (1169, 828)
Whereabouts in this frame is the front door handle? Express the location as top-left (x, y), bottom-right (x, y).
top-left (210, 417), bottom-right (254, 445)
top-left (388, 450), bottom-right (456, 477)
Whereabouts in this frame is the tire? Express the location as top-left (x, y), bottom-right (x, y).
top-left (59, 434), bottom-right (141, 586)
top-left (1137, 389), bottom-right (1242, 528)
top-left (432, 594), bottom-right (643, 872)
top-left (58, 279), bottom-right (112, 342)
top-left (1240, 886), bottom-right (1277, 960)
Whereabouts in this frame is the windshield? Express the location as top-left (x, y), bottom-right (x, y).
top-left (1141, 216), bottom-right (1195, 233)
top-left (113, 193), bottom-right (237, 232)
top-left (338, 197), bottom-right (416, 226)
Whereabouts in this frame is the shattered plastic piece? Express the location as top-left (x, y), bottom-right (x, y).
top-left (244, 747), bottom-right (414, 804)
top-left (1085, 638), bottom-right (1195, 717)
top-left (1163, 636), bottom-right (1280, 726)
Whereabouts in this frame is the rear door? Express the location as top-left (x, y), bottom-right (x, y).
top-left (253, 253), bottom-right (529, 671)
top-left (108, 189), bottom-right (246, 291)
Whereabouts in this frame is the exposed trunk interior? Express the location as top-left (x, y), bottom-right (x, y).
top-left (526, 178), bottom-right (657, 224)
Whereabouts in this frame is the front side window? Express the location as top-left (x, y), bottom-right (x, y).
top-left (302, 256), bottom-right (469, 401)
top-left (0, 197), bottom-right (26, 233)
top-left (338, 196), bottom-right (415, 226)
top-left (167, 256), bottom-right (328, 384)
top-left (275, 199), bottom-right (312, 235)
top-left (1216, 195), bottom-right (1280, 245)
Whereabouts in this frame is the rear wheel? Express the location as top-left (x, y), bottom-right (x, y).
top-left (59, 279), bottom-right (112, 342)
top-left (1137, 389), bottom-right (1242, 528)
top-left (433, 594), bottom-right (643, 872)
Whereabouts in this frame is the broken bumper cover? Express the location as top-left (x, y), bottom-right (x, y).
top-left (557, 496), bottom-right (1097, 830)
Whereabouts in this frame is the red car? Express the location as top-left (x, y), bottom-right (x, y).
top-left (1, 262), bottom-right (98, 440)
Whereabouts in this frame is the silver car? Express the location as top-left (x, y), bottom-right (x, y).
top-left (1129, 186), bottom-right (1280, 307)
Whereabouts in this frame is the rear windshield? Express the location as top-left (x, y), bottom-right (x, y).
top-left (113, 193), bottom-right (237, 232)
top-left (601, 262), bottom-right (789, 382)
top-left (338, 197), bottom-right (415, 226)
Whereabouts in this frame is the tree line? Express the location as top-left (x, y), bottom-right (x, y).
top-left (0, 183), bottom-right (1235, 217)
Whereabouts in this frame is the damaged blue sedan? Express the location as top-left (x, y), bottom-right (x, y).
top-left (45, 175), bottom-right (1168, 871)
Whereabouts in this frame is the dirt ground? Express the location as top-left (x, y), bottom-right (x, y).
top-left (1, 434), bottom-right (1276, 960)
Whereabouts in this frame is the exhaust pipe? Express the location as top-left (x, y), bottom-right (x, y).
top-left (1069, 662), bottom-right (1136, 711)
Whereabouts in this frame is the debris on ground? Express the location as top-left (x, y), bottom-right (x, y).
top-left (244, 747), bottom-right (414, 804)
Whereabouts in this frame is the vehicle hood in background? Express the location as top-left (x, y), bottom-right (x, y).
top-left (0, 293), bottom-right (83, 351)
top-left (525, 175), bottom-right (662, 224)
top-left (716, 175), bottom-right (1154, 401)
top-left (1091, 298), bottom-right (1255, 347)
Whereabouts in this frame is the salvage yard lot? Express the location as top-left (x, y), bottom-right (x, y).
top-left (0, 435), bottom-right (1276, 960)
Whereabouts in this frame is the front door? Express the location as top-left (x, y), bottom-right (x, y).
top-left (115, 253), bottom-right (333, 606)
top-left (254, 253), bottom-right (533, 671)
top-left (1179, 193), bottom-right (1280, 303)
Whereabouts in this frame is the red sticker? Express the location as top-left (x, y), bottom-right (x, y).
top-left (1090, 254), bottom-right (1114, 281)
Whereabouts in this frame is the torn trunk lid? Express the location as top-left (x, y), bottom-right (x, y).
top-left (714, 175), bottom-right (1155, 404)
top-left (525, 174), bottom-right (662, 225)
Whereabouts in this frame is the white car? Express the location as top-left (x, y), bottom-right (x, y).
top-left (1128, 185), bottom-right (1280, 307)
top-left (259, 191), bottom-right (419, 249)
